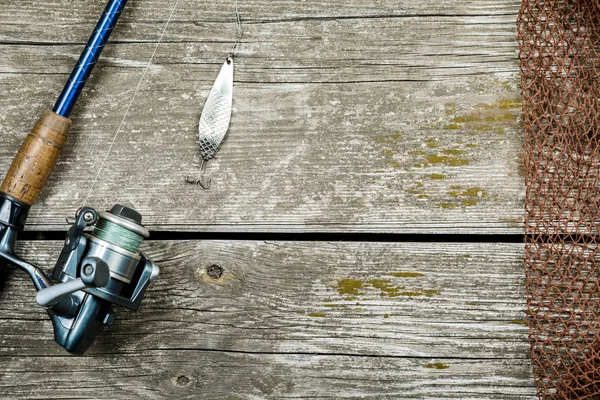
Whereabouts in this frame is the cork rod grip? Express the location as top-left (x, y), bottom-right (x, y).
top-left (0, 110), bottom-right (72, 205)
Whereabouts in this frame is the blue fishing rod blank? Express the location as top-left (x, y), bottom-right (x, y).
top-left (53, 0), bottom-right (128, 118)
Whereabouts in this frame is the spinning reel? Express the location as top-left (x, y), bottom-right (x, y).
top-left (0, 196), bottom-right (158, 354)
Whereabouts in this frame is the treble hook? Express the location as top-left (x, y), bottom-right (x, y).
top-left (186, 158), bottom-right (212, 189)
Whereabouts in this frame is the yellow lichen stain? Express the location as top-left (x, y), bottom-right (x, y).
top-left (440, 203), bottom-right (458, 209)
top-left (308, 312), bottom-right (326, 318)
top-left (375, 131), bottom-right (404, 144)
top-left (417, 194), bottom-right (430, 199)
top-left (390, 272), bottom-right (424, 278)
top-left (447, 187), bottom-right (487, 207)
top-left (384, 149), bottom-right (394, 157)
top-left (369, 279), bottom-right (402, 297)
top-left (449, 185), bottom-right (463, 190)
top-left (462, 187), bottom-right (486, 198)
top-left (427, 173), bottom-right (447, 180)
top-left (510, 319), bottom-right (527, 325)
top-left (466, 143), bottom-right (477, 148)
top-left (493, 79), bottom-right (513, 90)
top-left (389, 160), bottom-right (401, 168)
top-left (440, 98), bottom-right (521, 138)
top-left (384, 314), bottom-right (390, 318)
top-left (329, 277), bottom-right (441, 301)
top-left (462, 254), bottom-right (472, 258)
top-left (444, 103), bottom-right (457, 116)
top-left (409, 150), bottom-right (428, 156)
top-left (493, 98), bottom-right (522, 109)
top-left (336, 279), bottom-right (364, 296)
top-left (485, 113), bottom-right (517, 123)
top-left (444, 123), bottom-right (461, 130)
top-left (424, 362), bottom-right (450, 370)
top-left (441, 149), bottom-right (466, 156)
top-left (424, 138), bottom-right (439, 148)
top-left (467, 301), bottom-right (478, 306)
top-left (451, 115), bottom-right (480, 123)
top-left (426, 155), bottom-right (470, 166)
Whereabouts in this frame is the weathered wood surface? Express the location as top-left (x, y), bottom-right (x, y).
top-left (0, 0), bottom-right (524, 233)
top-left (0, 241), bottom-right (534, 399)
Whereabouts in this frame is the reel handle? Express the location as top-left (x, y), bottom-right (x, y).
top-left (0, 110), bottom-right (72, 206)
top-left (36, 258), bottom-right (110, 308)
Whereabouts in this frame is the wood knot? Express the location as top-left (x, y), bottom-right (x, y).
top-left (176, 375), bottom-right (191, 387)
top-left (207, 264), bottom-right (224, 279)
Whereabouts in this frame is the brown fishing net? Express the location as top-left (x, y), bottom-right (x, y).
top-left (519, 1), bottom-right (600, 398)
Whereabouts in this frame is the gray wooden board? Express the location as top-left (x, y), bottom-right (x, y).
top-left (0, 240), bottom-right (534, 398)
top-left (0, 0), bottom-right (524, 233)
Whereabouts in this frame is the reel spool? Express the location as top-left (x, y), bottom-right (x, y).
top-left (87, 206), bottom-right (150, 284)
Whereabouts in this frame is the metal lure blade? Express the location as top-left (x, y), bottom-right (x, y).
top-left (198, 58), bottom-right (234, 160)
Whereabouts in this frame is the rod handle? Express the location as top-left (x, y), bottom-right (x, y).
top-left (0, 110), bottom-right (72, 205)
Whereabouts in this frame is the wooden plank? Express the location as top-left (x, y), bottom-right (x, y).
top-left (0, 0), bottom-right (524, 233)
top-left (0, 240), bottom-right (534, 398)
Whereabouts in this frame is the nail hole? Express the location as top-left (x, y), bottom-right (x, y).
top-left (207, 264), bottom-right (224, 279)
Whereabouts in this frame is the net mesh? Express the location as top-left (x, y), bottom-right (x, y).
top-left (518, 1), bottom-right (600, 398)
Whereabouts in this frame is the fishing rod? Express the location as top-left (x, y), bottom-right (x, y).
top-left (0, 0), bottom-right (158, 354)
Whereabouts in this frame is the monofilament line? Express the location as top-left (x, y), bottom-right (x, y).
top-left (83, 0), bottom-right (180, 206)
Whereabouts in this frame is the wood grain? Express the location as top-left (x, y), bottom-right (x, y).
top-left (0, 240), bottom-right (534, 399)
top-left (0, 0), bottom-right (524, 233)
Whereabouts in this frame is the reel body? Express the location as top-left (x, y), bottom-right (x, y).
top-left (42, 204), bottom-right (159, 353)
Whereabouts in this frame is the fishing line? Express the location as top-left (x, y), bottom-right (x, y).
top-left (82, 0), bottom-right (180, 207)
top-left (230, 0), bottom-right (243, 58)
